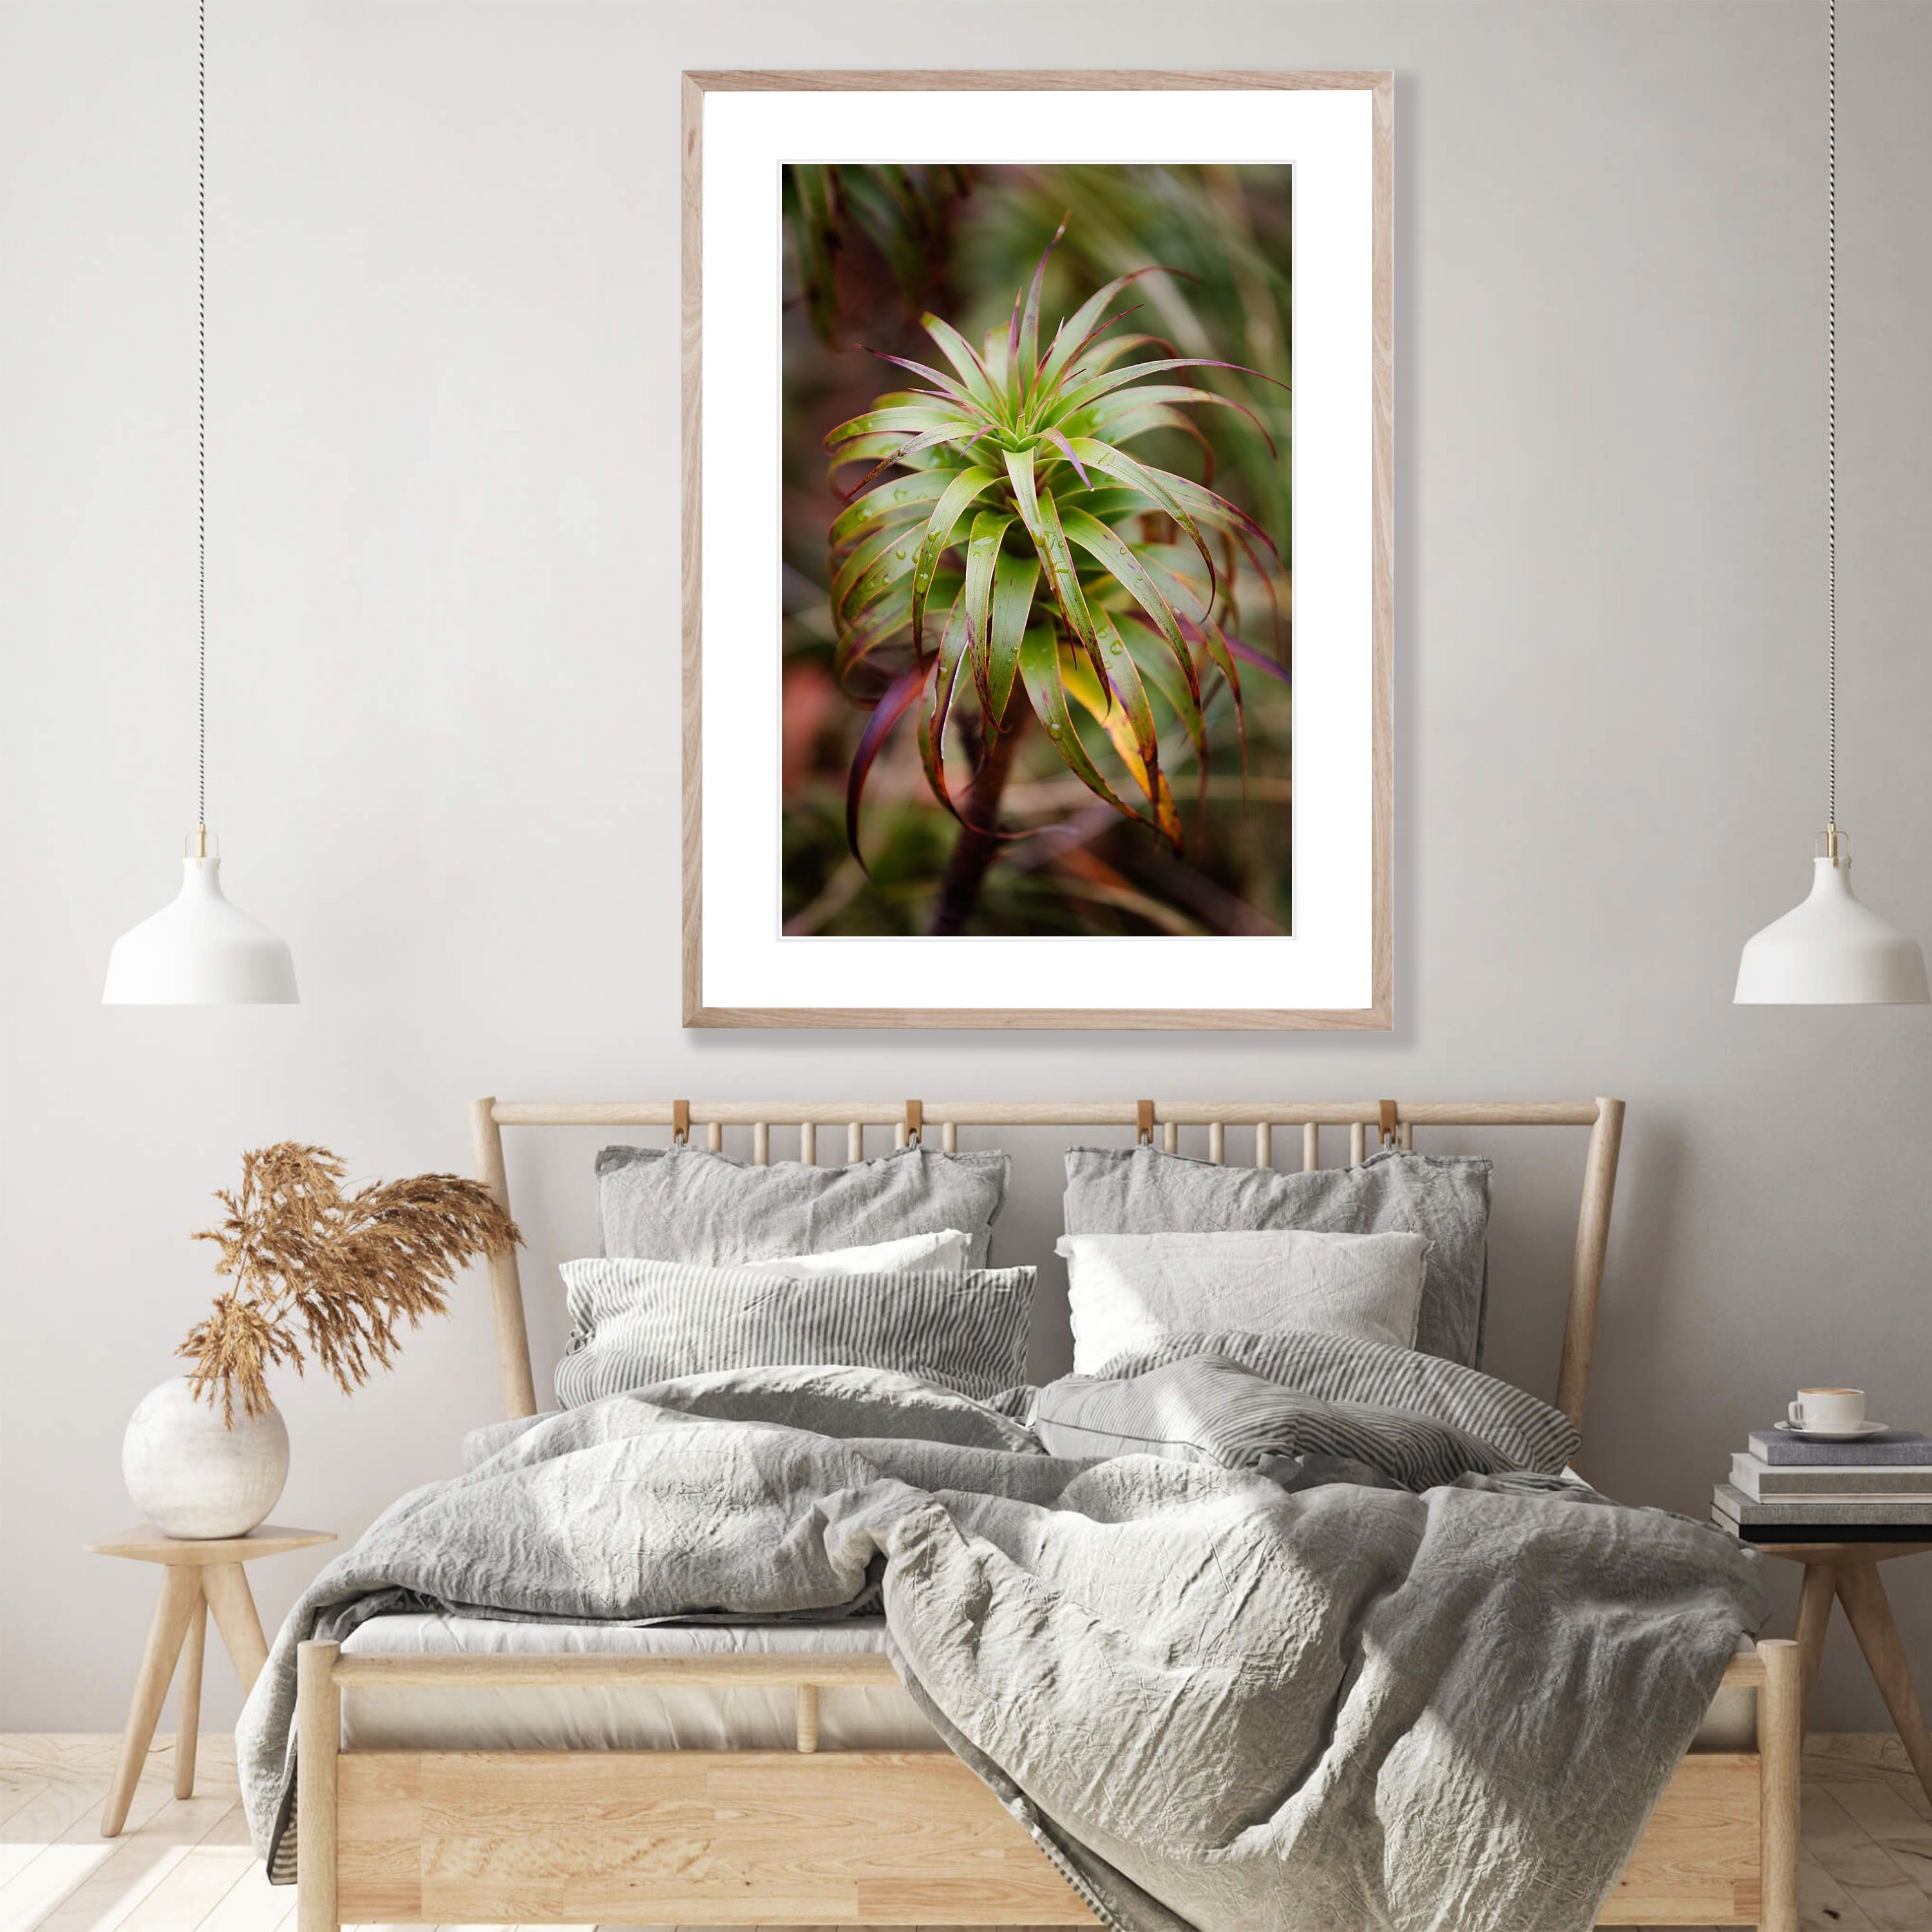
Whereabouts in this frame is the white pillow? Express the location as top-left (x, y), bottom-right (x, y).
top-left (1054, 1228), bottom-right (1430, 1373)
top-left (732, 1227), bottom-right (971, 1278)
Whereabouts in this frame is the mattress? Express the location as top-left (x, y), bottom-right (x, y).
top-left (339, 1614), bottom-right (941, 1752)
top-left (338, 1612), bottom-right (1758, 1754)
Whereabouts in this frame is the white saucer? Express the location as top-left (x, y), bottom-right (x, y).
top-left (1775, 1419), bottom-right (1890, 1441)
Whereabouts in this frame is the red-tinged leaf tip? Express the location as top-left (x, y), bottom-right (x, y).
top-left (846, 423), bottom-right (985, 502)
top-left (1222, 632), bottom-right (1293, 687)
top-left (1042, 430), bottom-right (1092, 491)
top-left (1019, 215), bottom-right (1072, 388)
top-left (1079, 382), bottom-right (1280, 459)
top-left (1032, 269), bottom-right (1180, 401)
top-left (920, 312), bottom-right (999, 402)
top-left (860, 347), bottom-right (989, 417)
top-left (1030, 214), bottom-right (1068, 290)
top-left (845, 657), bottom-right (932, 871)
top-left (1048, 301), bottom-right (1147, 383)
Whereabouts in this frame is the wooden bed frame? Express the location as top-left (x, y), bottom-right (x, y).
top-left (294, 1096), bottom-right (1799, 1931)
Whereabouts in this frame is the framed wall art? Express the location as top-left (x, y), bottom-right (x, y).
top-left (682, 70), bottom-right (1392, 1028)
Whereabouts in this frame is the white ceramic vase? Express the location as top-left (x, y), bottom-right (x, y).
top-left (122, 1377), bottom-right (289, 1539)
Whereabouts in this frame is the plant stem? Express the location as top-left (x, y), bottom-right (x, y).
top-left (931, 708), bottom-right (1025, 935)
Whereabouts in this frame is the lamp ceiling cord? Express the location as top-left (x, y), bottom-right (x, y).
top-left (1827, 0), bottom-right (1837, 839)
top-left (195, 0), bottom-right (205, 838)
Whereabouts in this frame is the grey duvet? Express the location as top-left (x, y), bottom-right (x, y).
top-left (237, 1352), bottom-right (1760, 1932)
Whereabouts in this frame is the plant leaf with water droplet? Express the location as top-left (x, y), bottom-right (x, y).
top-left (830, 468), bottom-right (959, 549)
top-left (908, 467), bottom-right (999, 648)
top-left (1064, 437), bottom-right (1217, 611)
top-left (1004, 450), bottom-right (1102, 679)
top-left (960, 509), bottom-right (1015, 707)
top-left (1060, 507), bottom-right (1197, 706)
top-left (825, 404), bottom-right (974, 453)
top-left (985, 550), bottom-right (1039, 729)
top-left (1058, 632), bottom-right (1179, 848)
top-left (844, 423), bottom-right (989, 502)
top-left (1117, 614), bottom-right (1206, 767)
top-left (1089, 607), bottom-right (1161, 790)
top-left (833, 571), bottom-right (961, 687)
top-left (1017, 627), bottom-right (1148, 828)
top-left (831, 524), bottom-right (915, 623)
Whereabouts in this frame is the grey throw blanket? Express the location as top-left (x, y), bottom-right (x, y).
top-left (238, 1358), bottom-right (1760, 1932)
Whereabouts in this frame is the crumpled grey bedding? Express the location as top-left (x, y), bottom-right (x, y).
top-left (238, 1350), bottom-right (1761, 1932)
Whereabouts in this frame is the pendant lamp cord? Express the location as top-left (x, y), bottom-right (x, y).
top-left (1827, 0), bottom-right (1838, 835)
top-left (194, 0), bottom-right (205, 838)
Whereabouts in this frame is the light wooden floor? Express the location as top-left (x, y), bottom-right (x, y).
top-left (4, 1734), bottom-right (1929, 1932)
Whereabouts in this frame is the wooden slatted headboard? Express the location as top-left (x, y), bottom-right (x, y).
top-left (469, 1097), bottom-right (1625, 1441)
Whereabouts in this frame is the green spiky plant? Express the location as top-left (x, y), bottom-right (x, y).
top-left (826, 216), bottom-right (1289, 933)
top-left (970, 166), bottom-right (1294, 571)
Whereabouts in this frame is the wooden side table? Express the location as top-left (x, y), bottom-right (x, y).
top-left (1753, 1537), bottom-right (1932, 1804)
top-left (86, 1521), bottom-right (334, 1837)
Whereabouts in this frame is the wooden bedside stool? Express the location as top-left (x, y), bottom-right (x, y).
top-left (87, 1520), bottom-right (334, 1837)
top-left (1745, 1534), bottom-right (1932, 1804)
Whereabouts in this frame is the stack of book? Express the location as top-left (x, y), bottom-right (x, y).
top-left (1714, 1429), bottom-right (1932, 1540)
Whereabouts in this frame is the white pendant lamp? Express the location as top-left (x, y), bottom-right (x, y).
top-left (1735, 0), bottom-right (1927, 1007)
top-left (104, 831), bottom-right (298, 1005)
top-left (1736, 831), bottom-right (1928, 1005)
top-left (104, 0), bottom-right (297, 1007)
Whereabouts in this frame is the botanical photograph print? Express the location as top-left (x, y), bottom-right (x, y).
top-left (780, 163), bottom-right (1292, 940)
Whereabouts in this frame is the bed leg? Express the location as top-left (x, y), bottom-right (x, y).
top-left (1759, 1637), bottom-right (1800, 1932)
top-left (796, 1682), bottom-right (819, 1752)
top-left (297, 1640), bottom-right (341, 1932)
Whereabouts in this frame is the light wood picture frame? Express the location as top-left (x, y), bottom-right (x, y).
top-left (681, 70), bottom-right (1394, 1028)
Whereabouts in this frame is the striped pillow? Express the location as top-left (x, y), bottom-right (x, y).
top-left (1076, 1329), bottom-right (1580, 1475)
top-left (1030, 1356), bottom-right (1528, 1492)
top-left (556, 1258), bottom-right (1035, 1408)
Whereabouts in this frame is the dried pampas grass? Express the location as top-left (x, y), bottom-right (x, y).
top-left (180, 1142), bottom-right (522, 1425)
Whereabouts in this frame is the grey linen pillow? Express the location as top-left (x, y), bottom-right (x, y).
top-left (599, 1143), bottom-right (1010, 1269)
top-left (1046, 1329), bottom-right (1579, 1476)
top-left (1063, 1145), bottom-right (1492, 1366)
top-left (556, 1258), bottom-right (1035, 1407)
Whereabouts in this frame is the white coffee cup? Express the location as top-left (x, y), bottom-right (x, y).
top-left (1788, 1387), bottom-right (1866, 1433)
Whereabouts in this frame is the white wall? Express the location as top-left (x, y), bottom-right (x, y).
top-left (4, 0), bottom-right (1930, 1734)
